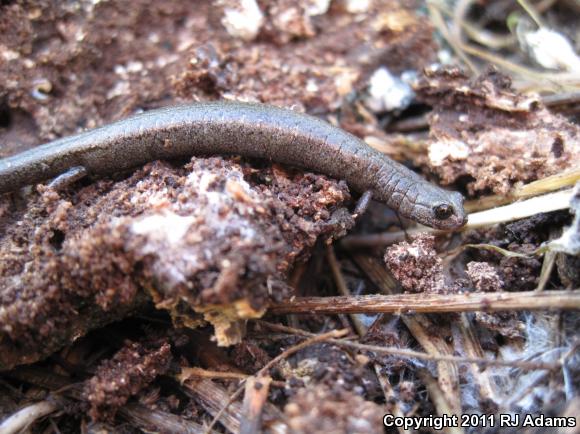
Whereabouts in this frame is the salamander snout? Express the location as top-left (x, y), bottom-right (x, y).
top-left (430, 191), bottom-right (467, 230)
top-left (396, 185), bottom-right (467, 230)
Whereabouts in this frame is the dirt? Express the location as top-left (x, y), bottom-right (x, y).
top-left (465, 261), bottom-right (503, 292)
top-left (284, 383), bottom-right (384, 434)
top-left (0, 157), bottom-right (353, 369)
top-left (84, 338), bottom-right (172, 421)
top-left (462, 213), bottom-right (572, 292)
top-left (415, 68), bottom-right (580, 195)
top-left (0, 0), bottom-right (435, 154)
top-left (384, 234), bottom-right (450, 293)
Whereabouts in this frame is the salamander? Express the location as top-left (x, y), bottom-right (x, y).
top-left (0, 101), bottom-right (467, 229)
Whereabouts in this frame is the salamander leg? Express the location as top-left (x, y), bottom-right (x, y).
top-left (47, 166), bottom-right (87, 191)
top-left (352, 190), bottom-right (373, 219)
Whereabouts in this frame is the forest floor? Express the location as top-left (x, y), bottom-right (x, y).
top-left (0, 1), bottom-right (579, 433)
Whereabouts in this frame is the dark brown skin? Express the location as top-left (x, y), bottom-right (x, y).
top-left (0, 101), bottom-right (467, 229)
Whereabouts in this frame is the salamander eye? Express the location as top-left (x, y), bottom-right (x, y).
top-left (433, 203), bottom-right (453, 220)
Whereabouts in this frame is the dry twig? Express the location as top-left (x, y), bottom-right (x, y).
top-left (202, 329), bottom-right (348, 434)
top-left (327, 246), bottom-right (409, 434)
top-left (417, 370), bottom-right (465, 434)
top-left (254, 321), bottom-right (560, 371)
top-left (0, 401), bottom-right (59, 434)
top-left (240, 376), bottom-right (272, 434)
top-left (269, 290), bottom-right (580, 315)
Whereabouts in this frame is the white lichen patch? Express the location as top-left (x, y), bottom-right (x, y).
top-left (518, 27), bottom-right (580, 72)
top-left (131, 212), bottom-right (197, 247)
top-left (126, 163), bottom-right (263, 290)
top-left (343, 0), bottom-right (372, 14)
top-left (305, 0), bottom-right (332, 16)
top-left (428, 139), bottom-right (469, 166)
top-left (364, 67), bottom-right (414, 113)
top-left (221, 0), bottom-right (264, 41)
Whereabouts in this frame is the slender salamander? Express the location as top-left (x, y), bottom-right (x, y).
top-left (0, 101), bottom-right (467, 229)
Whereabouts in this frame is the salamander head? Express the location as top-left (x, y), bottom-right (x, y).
top-left (406, 185), bottom-right (467, 230)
